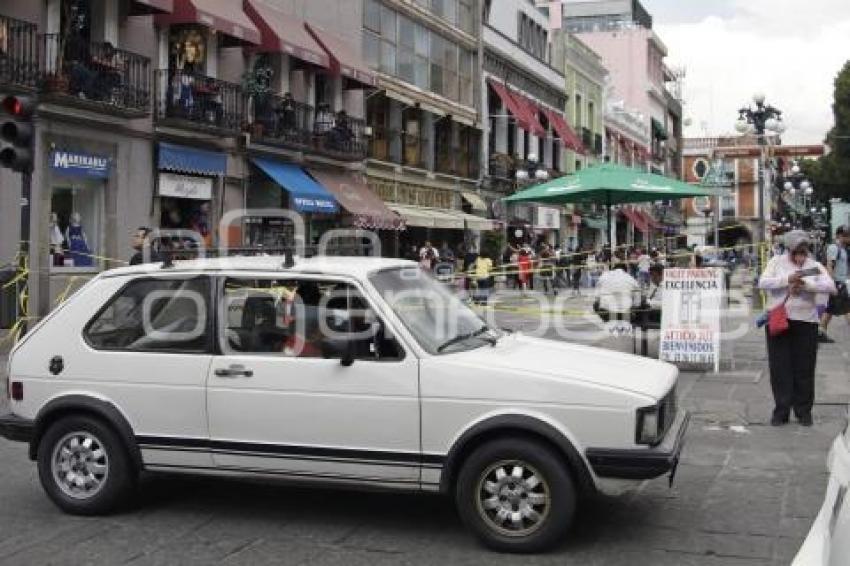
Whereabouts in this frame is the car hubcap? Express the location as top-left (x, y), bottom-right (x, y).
top-left (51, 431), bottom-right (109, 500)
top-left (475, 460), bottom-right (550, 537)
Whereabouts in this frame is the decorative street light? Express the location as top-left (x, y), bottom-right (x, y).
top-left (734, 94), bottom-right (784, 299)
top-left (510, 153), bottom-right (549, 245)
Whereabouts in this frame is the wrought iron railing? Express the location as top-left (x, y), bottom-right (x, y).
top-left (157, 69), bottom-right (244, 132)
top-left (42, 34), bottom-right (151, 113)
top-left (0, 15), bottom-right (39, 88)
top-left (251, 93), bottom-right (313, 149)
top-left (313, 111), bottom-right (367, 160)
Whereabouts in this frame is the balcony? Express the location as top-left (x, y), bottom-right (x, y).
top-left (0, 15), bottom-right (38, 88)
top-left (312, 107), bottom-right (368, 161)
top-left (251, 94), bottom-right (313, 150)
top-left (42, 34), bottom-right (151, 116)
top-left (156, 69), bottom-right (244, 133)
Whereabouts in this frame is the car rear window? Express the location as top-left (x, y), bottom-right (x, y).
top-left (84, 277), bottom-right (210, 353)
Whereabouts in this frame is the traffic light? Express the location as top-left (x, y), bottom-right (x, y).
top-left (0, 94), bottom-right (35, 173)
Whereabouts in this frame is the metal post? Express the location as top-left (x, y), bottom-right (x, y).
top-left (17, 171), bottom-right (31, 336)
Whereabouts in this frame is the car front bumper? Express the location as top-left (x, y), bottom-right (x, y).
top-left (0, 410), bottom-right (34, 444)
top-left (585, 409), bottom-right (690, 482)
top-left (792, 432), bottom-right (850, 566)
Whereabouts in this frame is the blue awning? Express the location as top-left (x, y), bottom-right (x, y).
top-left (158, 142), bottom-right (227, 176)
top-left (251, 157), bottom-right (339, 214)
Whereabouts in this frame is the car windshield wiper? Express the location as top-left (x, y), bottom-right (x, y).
top-left (437, 325), bottom-right (496, 353)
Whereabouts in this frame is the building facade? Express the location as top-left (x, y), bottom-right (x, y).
top-left (0, 0), bottom-right (401, 318)
top-left (480, 0), bottom-right (587, 250)
top-left (360, 0), bottom-right (489, 258)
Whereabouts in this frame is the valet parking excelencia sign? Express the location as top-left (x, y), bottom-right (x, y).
top-left (659, 268), bottom-right (724, 373)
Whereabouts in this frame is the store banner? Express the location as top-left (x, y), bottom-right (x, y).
top-left (158, 172), bottom-right (214, 200)
top-left (535, 206), bottom-right (561, 230)
top-left (50, 150), bottom-right (110, 178)
top-left (659, 268), bottom-right (724, 372)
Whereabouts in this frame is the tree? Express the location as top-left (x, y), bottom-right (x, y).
top-left (814, 60), bottom-right (850, 200)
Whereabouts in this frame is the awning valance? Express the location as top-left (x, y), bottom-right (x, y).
top-left (540, 107), bottom-right (585, 155)
top-left (461, 191), bottom-right (487, 212)
top-left (252, 157), bottom-right (338, 214)
top-left (156, 0), bottom-right (261, 45)
top-left (638, 209), bottom-right (662, 230)
top-left (158, 142), bottom-right (226, 175)
top-left (388, 204), bottom-right (463, 230)
top-left (455, 211), bottom-right (496, 231)
top-left (244, 0), bottom-right (329, 67)
top-left (305, 23), bottom-right (375, 87)
top-left (308, 170), bottom-right (404, 230)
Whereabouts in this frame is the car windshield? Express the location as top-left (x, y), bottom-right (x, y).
top-left (369, 267), bottom-right (497, 355)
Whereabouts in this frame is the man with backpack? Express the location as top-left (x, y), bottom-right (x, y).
top-left (819, 226), bottom-right (850, 343)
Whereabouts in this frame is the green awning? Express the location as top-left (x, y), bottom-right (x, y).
top-left (582, 216), bottom-right (608, 230)
top-left (505, 163), bottom-right (723, 206)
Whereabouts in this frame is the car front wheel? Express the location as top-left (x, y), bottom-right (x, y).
top-left (455, 437), bottom-right (576, 553)
top-left (37, 415), bottom-right (135, 515)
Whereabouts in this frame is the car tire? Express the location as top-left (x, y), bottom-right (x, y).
top-left (37, 415), bottom-right (136, 515)
top-left (455, 437), bottom-right (576, 553)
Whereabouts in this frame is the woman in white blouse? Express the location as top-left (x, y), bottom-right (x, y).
top-left (758, 231), bottom-right (836, 426)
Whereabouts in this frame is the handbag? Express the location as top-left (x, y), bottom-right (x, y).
top-left (767, 294), bottom-right (790, 337)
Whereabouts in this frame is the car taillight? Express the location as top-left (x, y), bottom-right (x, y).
top-left (10, 381), bottom-right (23, 401)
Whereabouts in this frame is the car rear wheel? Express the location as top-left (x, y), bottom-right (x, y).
top-left (37, 415), bottom-right (135, 515)
top-left (455, 437), bottom-right (576, 553)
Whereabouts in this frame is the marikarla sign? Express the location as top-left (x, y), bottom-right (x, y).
top-left (659, 268), bottom-right (724, 372)
top-left (50, 150), bottom-right (110, 178)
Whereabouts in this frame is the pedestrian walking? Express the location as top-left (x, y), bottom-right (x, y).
top-left (758, 231), bottom-right (836, 426)
top-left (128, 227), bottom-right (162, 265)
top-left (471, 252), bottom-right (494, 304)
top-left (539, 244), bottom-right (557, 296)
top-left (517, 248), bottom-right (532, 295)
top-left (419, 240), bottom-right (438, 271)
top-left (819, 225), bottom-right (850, 343)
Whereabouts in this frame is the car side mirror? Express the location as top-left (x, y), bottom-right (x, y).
top-left (320, 337), bottom-right (355, 367)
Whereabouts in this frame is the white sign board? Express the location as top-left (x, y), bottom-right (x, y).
top-left (659, 268), bottom-right (724, 372)
top-left (535, 206), bottom-right (561, 230)
top-left (158, 172), bottom-right (213, 200)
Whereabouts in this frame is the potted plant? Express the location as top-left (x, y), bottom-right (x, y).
top-left (242, 59), bottom-right (274, 137)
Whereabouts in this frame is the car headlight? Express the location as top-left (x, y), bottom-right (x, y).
top-left (637, 405), bottom-right (662, 446)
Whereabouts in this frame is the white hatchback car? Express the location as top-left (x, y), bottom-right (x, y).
top-left (794, 412), bottom-right (850, 565)
top-left (0, 256), bottom-right (688, 552)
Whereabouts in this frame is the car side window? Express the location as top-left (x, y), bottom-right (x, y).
top-left (85, 277), bottom-right (211, 352)
top-left (220, 277), bottom-right (403, 361)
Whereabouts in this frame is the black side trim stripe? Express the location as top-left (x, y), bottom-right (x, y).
top-left (147, 462), bottom-right (428, 486)
top-left (136, 436), bottom-right (446, 467)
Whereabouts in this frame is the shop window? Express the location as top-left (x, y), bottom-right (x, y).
top-left (159, 197), bottom-right (214, 250)
top-left (50, 182), bottom-right (102, 271)
top-left (169, 25), bottom-right (207, 75)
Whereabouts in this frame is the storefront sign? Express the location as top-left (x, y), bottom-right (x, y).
top-left (50, 150), bottom-right (110, 178)
top-left (535, 206), bottom-right (561, 230)
top-left (292, 195), bottom-right (338, 213)
top-left (159, 172), bottom-right (213, 200)
top-left (659, 268), bottom-right (724, 372)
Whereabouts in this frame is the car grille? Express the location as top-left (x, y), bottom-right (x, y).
top-left (657, 386), bottom-right (677, 440)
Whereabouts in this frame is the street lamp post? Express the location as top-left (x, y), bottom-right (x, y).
top-left (734, 93), bottom-right (785, 299)
top-left (512, 153), bottom-right (549, 247)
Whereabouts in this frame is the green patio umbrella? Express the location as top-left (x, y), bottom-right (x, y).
top-left (505, 163), bottom-right (725, 247)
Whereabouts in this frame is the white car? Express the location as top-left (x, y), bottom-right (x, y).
top-left (794, 412), bottom-right (850, 565)
top-left (0, 256), bottom-right (688, 552)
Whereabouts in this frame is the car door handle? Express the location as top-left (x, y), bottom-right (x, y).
top-left (214, 365), bottom-right (253, 378)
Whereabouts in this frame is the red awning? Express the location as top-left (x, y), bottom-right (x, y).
top-left (308, 170), bottom-right (404, 231)
top-left (512, 93), bottom-right (546, 138)
top-left (305, 23), bottom-right (375, 87)
top-left (244, 0), bottom-right (329, 67)
top-left (636, 209), bottom-right (661, 230)
top-left (156, 0), bottom-right (261, 45)
top-left (131, 0), bottom-right (173, 14)
top-left (622, 208), bottom-right (649, 234)
top-left (540, 106), bottom-right (585, 154)
top-left (487, 79), bottom-right (531, 132)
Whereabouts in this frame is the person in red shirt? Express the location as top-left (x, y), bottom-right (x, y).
top-left (517, 248), bottom-right (532, 295)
